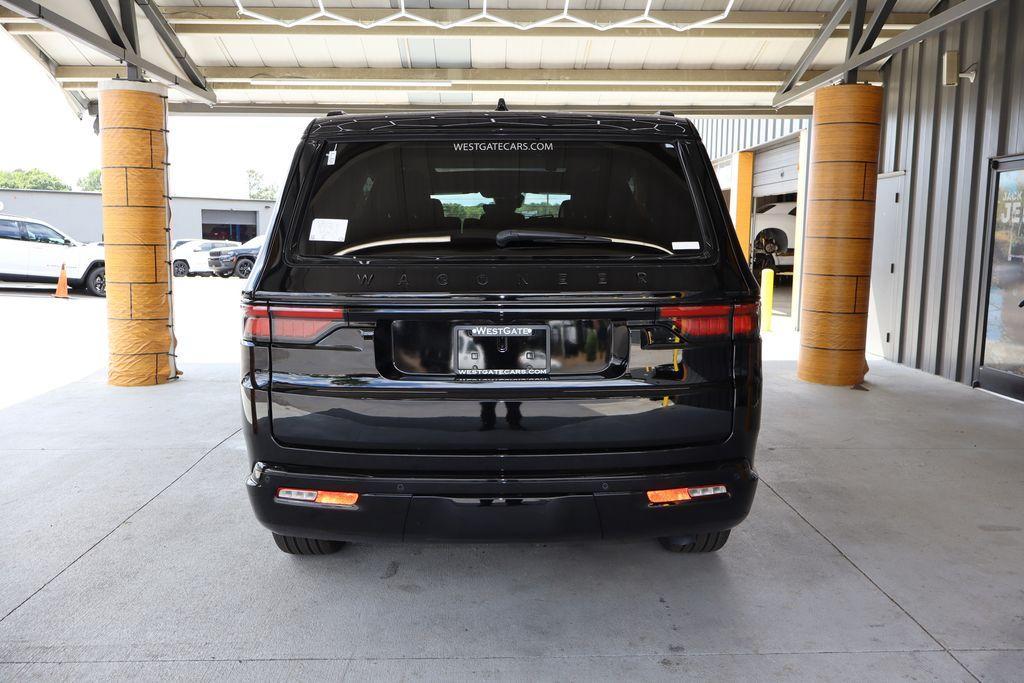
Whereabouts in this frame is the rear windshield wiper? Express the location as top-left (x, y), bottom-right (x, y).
top-left (495, 229), bottom-right (673, 255)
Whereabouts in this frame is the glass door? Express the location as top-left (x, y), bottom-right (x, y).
top-left (978, 156), bottom-right (1024, 400)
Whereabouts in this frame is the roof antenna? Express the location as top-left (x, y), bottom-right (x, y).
top-left (495, 98), bottom-right (509, 112)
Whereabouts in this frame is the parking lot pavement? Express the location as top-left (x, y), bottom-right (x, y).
top-left (0, 286), bottom-right (106, 409)
top-left (0, 279), bottom-right (1021, 680)
top-left (0, 277), bottom-right (244, 409)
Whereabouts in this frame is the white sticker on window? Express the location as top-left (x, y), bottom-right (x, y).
top-left (672, 241), bottom-right (700, 250)
top-left (310, 218), bottom-right (348, 242)
top-left (326, 149), bottom-right (337, 166)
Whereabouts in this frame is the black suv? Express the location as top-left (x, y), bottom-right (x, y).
top-left (241, 111), bottom-right (761, 555)
top-left (210, 235), bottom-right (264, 278)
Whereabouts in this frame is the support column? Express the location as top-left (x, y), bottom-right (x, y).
top-left (729, 150), bottom-right (754, 260)
top-left (797, 84), bottom-right (882, 385)
top-left (99, 80), bottom-right (178, 386)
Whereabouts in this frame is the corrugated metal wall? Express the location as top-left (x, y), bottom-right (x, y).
top-left (878, 0), bottom-right (1024, 384)
top-left (691, 117), bottom-right (809, 161)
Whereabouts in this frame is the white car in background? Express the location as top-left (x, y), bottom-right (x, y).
top-left (751, 201), bottom-right (797, 277)
top-left (171, 239), bottom-right (240, 277)
top-left (0, 213), bottom-right (106, 296)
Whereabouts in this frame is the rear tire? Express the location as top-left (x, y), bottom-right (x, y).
top-left (272, 533), bottom-right (344, 555)
top-left (84, 266), bottom-right (106, 297)
top-left (172, 260), bottom-right (189, 277)
top-left (658, 530), bottom-right (730, 553)
top-left (234, 258), bottom-right (253, 278)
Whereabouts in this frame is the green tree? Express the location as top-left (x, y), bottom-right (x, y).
top-left (0, 168), bottom-right (71, 191)
top-left (78, 169), bottom-right (102, 192)
top-left (247, 169), bottom-right (278, 200)
top-left (442, 203), bottom-right (484, 220)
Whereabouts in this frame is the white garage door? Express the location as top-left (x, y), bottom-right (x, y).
top-left (752, 138), bottom-right (800, 198)
top-left (202, 209), bottom-right (257, 225)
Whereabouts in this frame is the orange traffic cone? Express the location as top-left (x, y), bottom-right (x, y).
top-left (54, 263), bottom-right (69, 299)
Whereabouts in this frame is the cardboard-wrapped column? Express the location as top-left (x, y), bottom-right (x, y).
top-left (797, 84), bottom-right (882, 386)
top-left (99, 81), bottom-right (178, 386)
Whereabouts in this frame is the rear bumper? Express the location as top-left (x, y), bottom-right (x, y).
top-left (246, 459), bottom-right (757, 543)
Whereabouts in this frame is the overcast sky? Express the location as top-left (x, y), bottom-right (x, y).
top-left (0, 30), bottom-right (308, 200)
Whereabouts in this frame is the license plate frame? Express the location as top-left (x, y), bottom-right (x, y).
top-left (453, 324), bottom-right (550, 376)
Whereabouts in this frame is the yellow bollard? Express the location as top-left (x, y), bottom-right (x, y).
top-left (662, 349), bottom-right (680, 407)
top-left (760, 268), bottom-right (774, 333)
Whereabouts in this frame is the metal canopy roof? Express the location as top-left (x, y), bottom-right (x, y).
top-left (0, 0), bottom-right (945, 116)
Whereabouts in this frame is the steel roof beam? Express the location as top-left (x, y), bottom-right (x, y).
top-left (163, 25), bottom-right (892, 40)
top-left (165, 102), bottom-right (814, 117)
top-left (1, 21), bottom-right (911, 41)
top-left (117, 0), bottom-right (139, 78)
top-left (117, 0), bottom-right (136, 49)
top-left (213, 83), bottom-right (784, 94)
top-left (776, 0), bottom-right (852, 99)
top-left (134, 0), bottom-right (206, 89)
top-left (0, 0), bottom-right (214, 102)
top-left (54, 66), bottom-right (882, 87)
top-left (772, 0), bottom-right (1002, 108)
top-left (151, 7), bottom-right (925, 29)
top-left (88, 0), bottom-right (131, 50)
top-left (1, 8), bottom-right (925, 38)
top-left (844, 0), bottom-right (866, 83)
top-left (60, 81), bottom-right (789, 94)
top-left (850, 0), bottom-right (898, 56)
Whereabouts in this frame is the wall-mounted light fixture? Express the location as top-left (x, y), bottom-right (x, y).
top-left (943, 50), bottom-right (977, 86)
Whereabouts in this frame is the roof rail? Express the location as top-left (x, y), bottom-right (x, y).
top-left (495, 98), bottom-right (509, 112)
top-left (657, 110), bottom-right (675, 117)
top-left (326, 110), bottom-right (346, 117)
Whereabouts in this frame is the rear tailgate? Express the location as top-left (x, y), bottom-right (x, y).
top-left (253, 295), bottom-right (755, 471)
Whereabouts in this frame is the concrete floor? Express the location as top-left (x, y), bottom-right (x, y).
top-left (0, 280), bottom-right (1022, 681)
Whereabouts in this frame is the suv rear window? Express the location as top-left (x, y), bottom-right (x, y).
top-left (294, 141), bottom-right (708, 259)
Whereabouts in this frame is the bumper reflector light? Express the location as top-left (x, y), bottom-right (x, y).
top-left (647, 485), bottom-right (727, 505)
top-left (277, 488), bottom-right (359, 507)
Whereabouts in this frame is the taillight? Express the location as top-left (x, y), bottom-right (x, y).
top-left (271, 307), bottom-right (347, 343)
top-left (242, 305), bottom-right (270, 340)
top-left (658, 303), bottom-right (759, 340)
top-left (242, 304), bottom-right (345, 343)
top-left (733, 303), bottom-right (759, 336)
